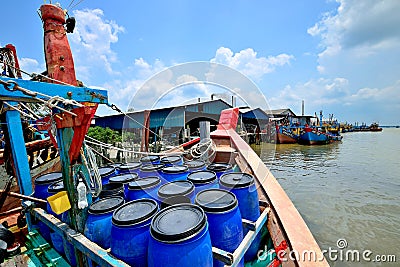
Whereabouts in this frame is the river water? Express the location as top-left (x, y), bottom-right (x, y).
top-left (253, 128), bottom-right (400, 266)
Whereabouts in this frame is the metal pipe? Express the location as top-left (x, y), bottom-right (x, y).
top-left (0, 190), bottom-right (47, 204)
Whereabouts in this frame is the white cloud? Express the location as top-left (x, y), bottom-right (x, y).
top-left (309, 0), bottom-right (400, 70)
top-left (348, 81), bottom-right (400, 103)
top-left (267, 77), bottom-right (400, 124)
top-left (268, 77), bottom-right (350, 113)
top-left (18, 58), bottom-right (43, 78)
top-left (69, 9), bottom-right (124, 76)
top-left (102, 58), bottom-right (166, 110)
top-left (210, 47), bottom-right (293, 79)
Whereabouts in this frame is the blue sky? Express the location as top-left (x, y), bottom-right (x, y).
top-left (2, 0), bottom-right (400, 125)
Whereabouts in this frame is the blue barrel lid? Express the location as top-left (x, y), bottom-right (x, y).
top-left (98, 183), bottom-right (124, 199)
top-left (88, 196), bottom-right (124, 215)
top-left (108, 163), bottom-right (122, 168)
top-left (140, 155), bottom-right (160, 163)
top-left (128, 176), bottom-right (161, 190)
top-left (219, 172), bottom-right (255, 188)
top-left (185, 160), bottom-right (206, 169)
top-left (35, 172), bottom-right (63, 185)
top-left (161, 165), bottom-right (188, 174)
top-left (150, 204), bottom-right (206, 243)
top-left (91, 166), bottom-right (115, 177)
top-left (187, 170), bottom-right (216, 185)
top-left (160, 155), bottom-right (182, 165)
top-left (195, 189), bottom-right (238, 212)
top-left (47, 180), bottom-right (64, 194)
top-left (160, 195), bottom-right (191, 210)
top-left (206, 162), bottom-right (233, 172)
top-left (108, 173), bottom-right (138, 184)
top-left (140, 164), bottom-right (164, 172)
top-left (112, 198), bottom-right (158, 226)
top-left (158, 181), bottom-right (194, 199)
top-left (118, 162), bottom-right (142, 170)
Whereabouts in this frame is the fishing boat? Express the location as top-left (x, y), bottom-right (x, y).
top-left (298, 125), bottom-right (332, 145)
top-left (298, 111), bottom-right (343, 145)
top-left (275, 125), bottom-right (298, 144)
top-left (0, 3), bottom-right (328, 267)
top-left (369, 123), bottom-right (382, 132)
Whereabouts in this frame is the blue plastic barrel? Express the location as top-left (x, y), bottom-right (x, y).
top-left (160, 155), bottom-right (183, 166)
top-left (127, 176), bottom-right (162, 201)
top-left (140, 155), bottom-right (160, 165)
top-left (157, 180), bottom-right (195, 205)
top-left (185, 160), bottom-right (207, 172)
top-left (47, 180), bottom-right (66, 256)
top-left (109, 162), bottom-right (122, 170)
top-left (138, 164), bottom-right (164, 178)
top-left (111, 199), bottom-right (159, 266)
top-left (195, 189), bottom-right (244, 267)
top-left (34, 172), bottom-right (63, 199)
top-left (117, 162), bottom-right (142, 175)
top-left (92, 166), bottom-right (116, 185)
top-left (98, 182), bottom-right (125, 199)
top-left (84, 197), bottom-right (124, 249)
top-left (33, 172), bottom-right (63, 243)
top-left (148, 204), bottom-right (213, 267)
top-left (187, 170), bottom-right (218, 194)
top-left (160, 165), bottom-right (189, 182)
top-left (219, 172), bottom-right (261, 261)
top-left (108, 173), bottom-right (138, 197)
top-left (206, 162), bottom-right (233, 178)
top-left (62, 221), bottom-right (77, 267)
top-left (159, 195), bottom-right (191, 210)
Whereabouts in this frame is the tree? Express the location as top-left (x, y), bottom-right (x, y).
top-left (87, 126), bottom-right (121, 145)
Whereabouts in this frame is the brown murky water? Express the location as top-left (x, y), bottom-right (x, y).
top-left (253, 128), bottom-right (400, 266)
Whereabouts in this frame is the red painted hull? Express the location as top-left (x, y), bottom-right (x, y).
top-left (276, 133), bottom-right (297, 144)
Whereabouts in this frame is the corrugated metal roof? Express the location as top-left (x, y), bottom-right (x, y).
top-left (94, 99), bottom-right (232, 130)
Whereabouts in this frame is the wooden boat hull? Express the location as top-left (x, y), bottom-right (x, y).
top-left (276, 132), bottom-right (297, 144)
top-left (0, 139), bottom-right (60, 213)
top-left (276, 126), bottom-right (298, 144)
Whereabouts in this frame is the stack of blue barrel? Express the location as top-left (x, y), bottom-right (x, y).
top-left (37, 155), bottom-right (262, 267)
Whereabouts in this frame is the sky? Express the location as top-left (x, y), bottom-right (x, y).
top-left (1, 0), bottom-right (400, 125)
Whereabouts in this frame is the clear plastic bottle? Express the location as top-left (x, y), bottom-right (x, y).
top-left (77, 179), bottom-right (88, 209)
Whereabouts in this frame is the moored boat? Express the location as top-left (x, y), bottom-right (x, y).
top-left (369, 123), bottom-right (382, 132)
top-left (275, 124), bottom-right (298, 144)
top-left (298, 126), bottom-right (332, 145)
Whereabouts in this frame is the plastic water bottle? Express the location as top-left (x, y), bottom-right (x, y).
top-left (77, 179), bottom-right (88, 209)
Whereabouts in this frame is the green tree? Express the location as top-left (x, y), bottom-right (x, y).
top-left (87, 126), bottom-right (122, 145)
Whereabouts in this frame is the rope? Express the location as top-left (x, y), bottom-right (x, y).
top-left (3, 102), bottom-right (38, 120)
top-left (67, 0), bottom-right (76, 10)
top-left (81, 144), bottom-right (102, 198)
top-left (1, 61), bottom-right (76, 86)
top-left (84, 136), bottom-right (185, 156)
top-left (108, 104), bottom-right (161, 139)
top-left (69, 0), bottom-right (86, 10)
top-left (0, 79), bottom-right (79, 116)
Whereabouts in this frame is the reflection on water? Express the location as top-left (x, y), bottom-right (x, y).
top-left (252, 129), bottom-right (400, 266)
